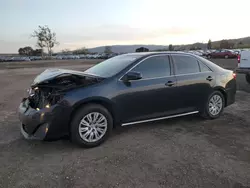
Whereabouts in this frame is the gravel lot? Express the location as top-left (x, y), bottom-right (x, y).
top-left (0, 59), bottom-right (250, 188)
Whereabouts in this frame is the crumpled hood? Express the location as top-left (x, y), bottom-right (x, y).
top-left (32, 68), bottom-right (87, 86)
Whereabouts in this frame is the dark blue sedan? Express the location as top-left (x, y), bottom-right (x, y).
top-left (19, 52), bottom-right (236, 147)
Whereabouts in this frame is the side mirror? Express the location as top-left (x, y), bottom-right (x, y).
top-left (122, 71), bottom-right (142, 82)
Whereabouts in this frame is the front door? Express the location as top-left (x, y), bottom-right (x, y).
top-left (115, 55), bottom-right (179, 124)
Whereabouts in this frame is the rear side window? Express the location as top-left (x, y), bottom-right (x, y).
top-left (132, 55), bottom-right (171, 79)
top-left (172, 55), bottom-right (200, 75)
top-left (199, 61), bottom-right (212, 72)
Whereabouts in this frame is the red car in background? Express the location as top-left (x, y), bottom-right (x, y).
top-left (207, 50), bottom-right (237, 59)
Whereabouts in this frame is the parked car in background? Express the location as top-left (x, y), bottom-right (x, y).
top-left (193, 51), bottom-right (203, 56)
top-left (18, 52), bottom-right (236, 147)
top-left (236, 50), bottom-right (250, 84)
top-left (207, 50), bottom-right (237, 59)
top-left (202, 50), bottom-right (212, 57)
top-left (9, 57), bottom-right (31, 62)
top-left (79, 54), bottom-right (86, 59)
top-left (233, 50), bottom-right (241, 55)
top-left (0, 56), bottom-right (6, 62)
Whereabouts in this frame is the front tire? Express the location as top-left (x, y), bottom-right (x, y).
top-left (225, 55), bottom-right (229, 59)
top-left (201, 91), bottom-right (225, 119)
top-left (70, 104), bottom-right (113, 148)
top-left (246, 74), bottom-right (250, 84)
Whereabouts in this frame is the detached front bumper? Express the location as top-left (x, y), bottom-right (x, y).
top-left (18, 98), bottom-right (69, 140)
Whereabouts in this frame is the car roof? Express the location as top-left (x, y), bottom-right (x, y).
top-left (122, 51), bottom-right (191, 57)
top-left (122, 51), bottom-right (224, 72)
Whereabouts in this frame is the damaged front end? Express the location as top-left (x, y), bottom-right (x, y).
top-left (27, 68), bottom-right (105, 109)
top-left (19, 68), bottom-right (105, 140)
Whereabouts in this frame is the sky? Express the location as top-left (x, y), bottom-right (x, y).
top-left (1, 0), bottom-right (250, 53)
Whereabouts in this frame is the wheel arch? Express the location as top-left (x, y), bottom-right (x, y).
top-left (213, 86), bottom-right (227, 106)
top-left (69, 97), bottom-right (118, 130)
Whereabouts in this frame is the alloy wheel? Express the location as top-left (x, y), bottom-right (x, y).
top-left (78, 112), bottom-right (108, 142)
top-left (208, 94), bottom-right (223, 116)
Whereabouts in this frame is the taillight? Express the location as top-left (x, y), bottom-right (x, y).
top-left (237, 55), bottom-right (240, 63)
top-left (233, 73), bottom-right (237, 79)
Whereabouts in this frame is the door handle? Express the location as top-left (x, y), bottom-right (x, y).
top-left (206, 76), bottom-right (213, 81)
top-left (165, 81), bottom-right (174, 87)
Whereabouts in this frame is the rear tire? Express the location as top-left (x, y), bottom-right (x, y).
top-left (246, 74), bottom-right (250, 84)
top-left (201, 91), bottom-right (225, 119)
top-left (70, 104), bottom-right (113, 148)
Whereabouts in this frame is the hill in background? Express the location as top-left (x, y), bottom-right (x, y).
top-left (88, 36), bottom-right (250, 53)
top-left (2, 36), bottom-right (250, 55)
top-left (88, 45), bottom-right (169, 53)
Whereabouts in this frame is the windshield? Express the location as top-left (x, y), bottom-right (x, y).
top-left (84, 54), bottom-right (142, 78)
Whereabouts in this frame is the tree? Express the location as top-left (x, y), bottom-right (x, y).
top-left (73, 47), bottom-right (88, 55)
top-left (23, 46), bottom-right (33, 56)
top-left (33, 49), bottom-right (43, 56)
top-left (18, 48), bottom-right (25, 55)
top-left (207, 39), bottom-right (212, 49)
top-left (190, 46), bottom-right (201, 50)
top-left (168, 44), bottom-right (174, 51)
top-left (61, 49), bottom-right (71, 54)
top-left (220, 40), bottom-right (234, 49)
top-left (18, 46), bottom-right (34, 56)
top-left (104, 46), bottom-right (112, 54)
top-left (135, 47), bottom-right (149, 52)
top-left (31, 25), bottom-right (59, 57)
top-left (154, 48), bottom-right (167, 52)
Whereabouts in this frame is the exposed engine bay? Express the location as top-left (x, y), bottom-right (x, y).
top-left (27, 69), bottom-right (104, 109)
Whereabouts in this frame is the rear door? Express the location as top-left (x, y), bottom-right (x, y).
top-left (240, 51), bottom-right (250, 68)
top-left (171, 54), bottom-right (215, 112)
top-left (212, 50), bottom-right (220, 58)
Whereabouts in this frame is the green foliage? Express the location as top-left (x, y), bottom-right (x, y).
top-left (31, 25), bottom-right (59, 57)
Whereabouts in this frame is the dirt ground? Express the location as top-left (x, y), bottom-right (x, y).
top-left (0, 59), bottom-right (250, 188)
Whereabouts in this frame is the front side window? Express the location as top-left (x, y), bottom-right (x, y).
top-left (172, 55), bottom-right (200, 75)
top-left (131, 55), bottom-right (171, 79)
